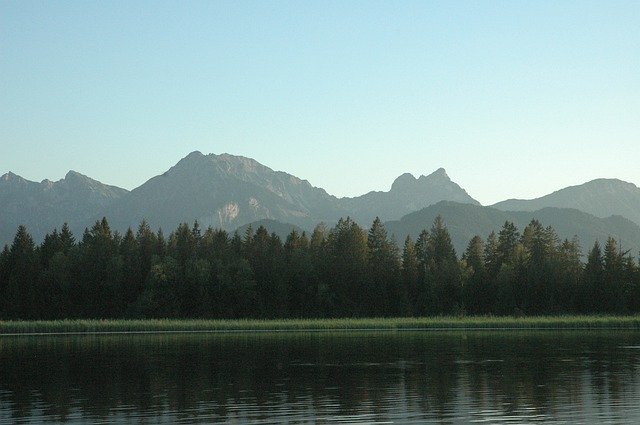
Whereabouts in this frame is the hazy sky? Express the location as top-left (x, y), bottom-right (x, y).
top-left (1, 1), bottom-right (638, 205)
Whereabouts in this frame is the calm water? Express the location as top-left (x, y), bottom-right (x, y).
top-left (2, 330), bottom-right (640, 424)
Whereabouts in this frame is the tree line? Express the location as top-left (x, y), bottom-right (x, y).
top-left (1, 215), bottom-right (639, 320)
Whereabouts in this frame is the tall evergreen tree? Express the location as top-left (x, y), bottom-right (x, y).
top-left (401, 235), bottom-right (419, 316)
top-left (326, 218), bottom-right (368, 316)
top-left (366, 218), bottom-right (402, 316)
top-left (554, 237), bottom-right (582, 312)
top-left (581, 241), bottom-right (604, 313)
top-left (77, 218), bottom-right (119, 317)
top-left (414, 229), bottom-right (431, 315)
top-left (461, 235), bottom-right (486, 314)
top-left (497, 221), bottom-right (520, 267)
top-left (3, 226), bottom-right (39, 318)
top-left (426, 216), bottom-right (461, 314)
top-left (603, 237), bottom-right (627, 313)
top-left (285, 230), bottom-right (316, 318)
top-left (119, 227), bottom-right (141, 315)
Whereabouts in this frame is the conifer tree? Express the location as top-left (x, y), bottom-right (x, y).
top-left (401, 235), bottom-right (419, 315)
top-left (4, 225), bottom-right (38, 318)
top-left (461, 235), bottom-right (486, 314)
top-left (327, 218), bottom-right (368, 316)
top-left (581, 241), bottom-right (604, 313)
top-left (426, 216), bottom-right (461, 314)
top-left (366, 217), bottom-right (401, 316)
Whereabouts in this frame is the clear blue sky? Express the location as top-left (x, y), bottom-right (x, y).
top-left (1, 0), bottom-right (638, 205)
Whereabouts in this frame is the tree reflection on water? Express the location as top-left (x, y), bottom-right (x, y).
top-left (1, 331), bottom-right (640, 423)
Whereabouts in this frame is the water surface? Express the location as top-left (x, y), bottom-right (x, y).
top-left (2, 330), bottom-right (640, 423)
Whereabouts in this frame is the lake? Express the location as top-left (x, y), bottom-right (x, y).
top-left (1, 330), bottom-right (640, 423)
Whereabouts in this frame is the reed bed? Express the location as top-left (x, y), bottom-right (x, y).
top-left (2, 315), bottom-right (640, 335)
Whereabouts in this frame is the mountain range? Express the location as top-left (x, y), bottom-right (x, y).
top-left (0, 170), bottom-right (128, 246)
top-left (492, 179), bottom-right (640, 226)
top-left (385, 201), bottom-right (640, 256)
top-left (3, 151), bottom-right (640, 256)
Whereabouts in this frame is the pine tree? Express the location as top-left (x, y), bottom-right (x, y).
top-left (4, 225), bottom-right (38, 318)
top-left (427, 216), bottom-right (461, 314)
top-left (461, 235), bottom-right (486, 314)
top-left (119, 227), bottom-right (141, 315)
top-left (366, 218), bottom-right (401, 316)
top-left (484, 231), bottom-right (500, 279)
top-left (581, 241), bottom-right (604, 313)
top-left (77, 218), bottom-right (118, 317)
top-left (603, 237), bottom-right (626, 313)
top-left (285, 230), bottom-right (316, 318)
top-left (497, 221), bottom-right (520, 267)
top-left (401, 235), bottom-right (419, 316)
top-left (326, 218), bottom-right (368, 316)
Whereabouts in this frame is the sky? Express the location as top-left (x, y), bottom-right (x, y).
top-left (1, 1), bottom-right (638, 205)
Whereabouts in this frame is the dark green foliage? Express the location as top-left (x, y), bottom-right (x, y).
top-left (425, 216), bottom-right (461, 315)
top-left (1, 215), bottom-right (640, 320)
top-left (2, 225), bottom-right (39, 319)
top-left (401, 236), bottom-right (419, 316)
top-left (579, 241), bottom-right (604, 313)
top-left (461, 235), bottom-right (487, 315)
top-left (325, 217), bottom-right (368, 316)
top-left (366, 218), bottom-right (403, 316)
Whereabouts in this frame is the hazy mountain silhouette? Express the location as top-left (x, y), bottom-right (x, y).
top-left (102, 152), bottom-right (478, 237)
top-left (104, 151), bottom-right (346, 235)
top-left (492, 179), bottom-right (640, 226)
top-left (4, 152), bottom-right (639, 253)
top-left (339, 168), bottom-right (479, 225)
top-left (0, 170), bottom-right (128, 245)
top-left (385, 201), bottom-right (640, 256)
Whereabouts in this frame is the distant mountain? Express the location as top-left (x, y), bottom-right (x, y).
top-left (339, 168), bottom-right (479, 225)
top-left (492, 178), bottom-right (640, 226)
top-left (15, 152), bottom-right (630, 251)
top-left (0, 170), bottom-right (128, 245)
top-left (385, 201), bottom-right (640, 256)
top-left (104, 151), bottom-right (348, 235)
top-left (102, 152), bottom-right (478, 237)
top-left (0, 152), bottom-right (481, 246)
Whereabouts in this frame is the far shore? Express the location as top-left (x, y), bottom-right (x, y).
top-left (3, 315), bottom-right (640, 335)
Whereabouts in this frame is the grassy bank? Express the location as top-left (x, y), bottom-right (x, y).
top-left (2, 316), bottom-right (640, 335)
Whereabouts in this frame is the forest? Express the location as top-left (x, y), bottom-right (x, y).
top-left (1, 215), bottom-right (639, 320)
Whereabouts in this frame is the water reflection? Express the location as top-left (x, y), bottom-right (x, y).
top-left (1, 331), bottom-right (640, 423)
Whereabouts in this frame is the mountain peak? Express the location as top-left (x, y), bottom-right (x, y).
top-left (64, 170), bottom-right (94, 185)
top-left (1, 171), bottom-right (16, 181)
top-left (391, 168), bottom-right (452, 192)
top-left (186, 150), bottom-right (204, 159)
top-left (175, 150), bottom-right (206, 165)
top-left (65, 170), bottom-right (83, 179)
top-left (423, 167), bottom-right (450, 180)
top-left (584, 178), bottom-right (638, 191)
top-left (1, 171), bottom-right (28, 185)
top-left (491, 177), bottom-right (640, 226)
top-left (390, 173), bottom-right (417, 191)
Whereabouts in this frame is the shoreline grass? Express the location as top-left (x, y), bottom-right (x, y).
top-left (3, 315), bottom-right (640, 335)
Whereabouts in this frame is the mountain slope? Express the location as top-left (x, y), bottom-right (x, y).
top-left (0, 153), bottom-right (483, 245)
top-left (339, 168), bottom-right (479, 224)
top-left (492, 179), bottom-right (640, 226)
top-left (0, 171), bottom-right (128, 245)
top-left (104, 152), bottom-right (479, 236)
top-left (105, 151), bottom-right (348, 234)
top-left (385, 201), bottom-right (640, 256)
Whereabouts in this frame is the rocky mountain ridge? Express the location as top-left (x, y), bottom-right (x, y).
top-left (3, 151), bottom-right (640, 253)
top-left (492, 178), bottom-right (640, 226)
top-left (0, 170), bottom-right (128, 245)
